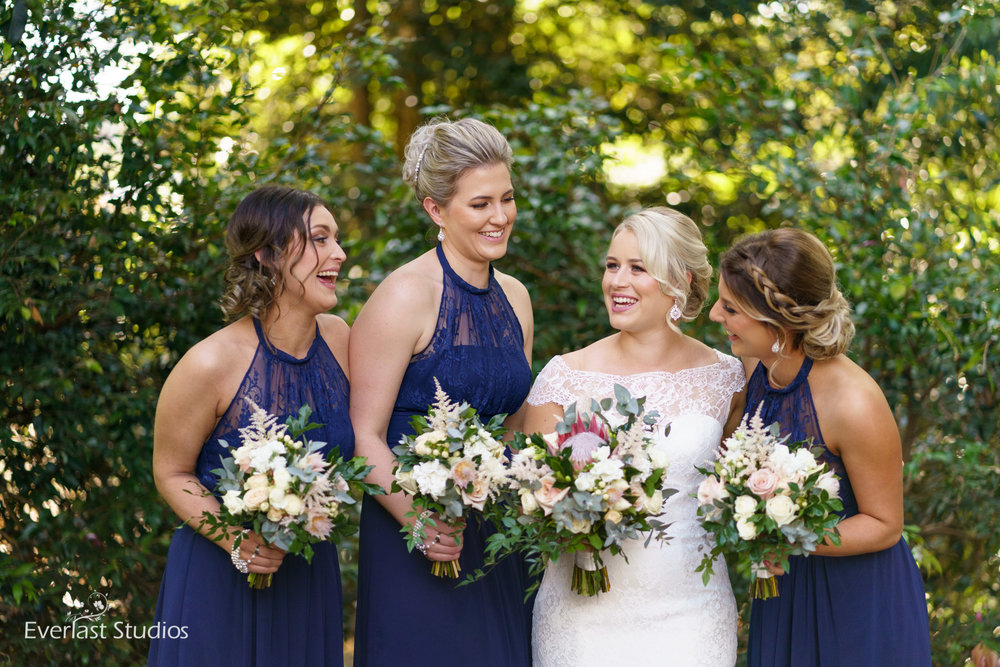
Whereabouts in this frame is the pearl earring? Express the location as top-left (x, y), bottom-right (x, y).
top-left (771, 339), bottom-right (781, 354)
top-left (669, 303), bottom-right (682, 322)
top-left (437, 228), bottom-right (445, 243)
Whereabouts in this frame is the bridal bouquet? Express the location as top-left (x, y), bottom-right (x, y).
top-left (203, 399), bottom-right (381, 589)
top-left (503, 384), bottom-right (674, 596)
top-left (695, 405), bottom-right (842, 599)
top-left (392, 379), bottom-right (510, 578)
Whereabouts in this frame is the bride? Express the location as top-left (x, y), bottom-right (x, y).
top-left (524, 207), bottom-right (744, 666)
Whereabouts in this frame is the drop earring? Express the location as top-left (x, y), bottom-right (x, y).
top-left (771, 339), bottom-right (781, 354)
top-left (669, 303), bottom-right (682, 322)
top-left (437, 228), bottom-right (445, 243)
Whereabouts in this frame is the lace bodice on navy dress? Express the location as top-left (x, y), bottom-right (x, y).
top-left (149, 318), bottom-right (353, 667)
top-left (745, 357), bottom-right (931, 667)
top-left (193, 318), bottom-right (354, 492)
top-left (353, 244), bottom-right (534, 667)
top-left (392, 244), bottom-right (532, 420)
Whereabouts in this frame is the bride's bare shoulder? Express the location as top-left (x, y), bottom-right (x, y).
top-left (559, 336), bottom-right (616, 371)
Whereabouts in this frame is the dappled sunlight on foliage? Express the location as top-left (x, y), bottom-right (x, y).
top-left (2, 0), bottom-right (998, 663)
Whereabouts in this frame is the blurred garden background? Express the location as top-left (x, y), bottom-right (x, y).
top-left (2, 0), bottom-right (998, 664)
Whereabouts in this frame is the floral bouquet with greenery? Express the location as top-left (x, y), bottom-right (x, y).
top-left (695, 405), bottom-right (842, 599)
top-left (499, 384), bottom-right (674, 596)
top-left (202, 398), bottom-right (381, 589)
top-left (391, 379), bottom-right (510, 578)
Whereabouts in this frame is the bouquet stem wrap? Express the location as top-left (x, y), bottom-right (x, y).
top-left (571, 550), bottom-right (610, 596)
top-left (750, 563), bottom-right (778, 599)
top-left (248, 573), bottom-right (273, 589)
top-left (694, 407), bottom-right (842, 602)
top-left (392, 379), bottom-right (510, 580)
top-left (431, 559), bottom-right (461, 579)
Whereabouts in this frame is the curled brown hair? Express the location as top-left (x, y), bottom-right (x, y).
top-left (220, 185), bottom-right (327, 320)
top-left (719, 228), bottom-right (855, 360)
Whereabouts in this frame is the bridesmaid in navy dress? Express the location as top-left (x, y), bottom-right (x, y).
top-left (149, 186), bottom-right (353, 666)
top-left (709, 228), bottom-right (931, 666)
top-left (351, 117), bottom-right (534, 666)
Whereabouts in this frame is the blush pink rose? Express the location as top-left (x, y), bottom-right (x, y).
top-left (747, 468), bottom-right (779, 499)
top-left (696, 475), bottom-right (728, 506)
top-left (533, 475), bottom-right (570, 515)
top-left (459, 478), bottom-right (490, 511)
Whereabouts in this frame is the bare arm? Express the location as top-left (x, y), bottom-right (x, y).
top-left (318, 314), bottom-right (351, 381)
top-left (496, 271), bottom-right (534, 435)
top-left (522, 401), bottom-right (566, 437)
top-left (349, 268), bottom-right (462, 561)
top-left (151, 332), bottom-right (284, 573)
top-left (721, 386), bottom-right (746, 440)
top-left (812, 361), bottom-right (905, 556)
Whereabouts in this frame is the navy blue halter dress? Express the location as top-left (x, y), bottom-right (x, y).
top-left (745, 358), bottom-right (931, 666)
top-left (148, 318), bottom-right (354, 666)
top-left (353, 244), bottom-right (534, 667)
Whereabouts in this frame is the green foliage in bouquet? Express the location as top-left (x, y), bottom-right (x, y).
top-left (200, 402), bottom-right (382, 587)
top-left (476, 384), bottom-right (675, 597)
top-left (391, 380), bottom-right (510, 577)
top-left (694, 410), bottom-right (843, 598)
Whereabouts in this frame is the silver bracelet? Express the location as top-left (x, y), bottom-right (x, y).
top-left (230, 529), bottom-right (250, 574)
top-left (412, 510), bottom-right (432, 556)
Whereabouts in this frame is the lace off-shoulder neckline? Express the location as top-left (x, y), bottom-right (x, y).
top-left (550, 348), bottom-right (732, 380)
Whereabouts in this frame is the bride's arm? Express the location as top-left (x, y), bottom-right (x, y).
top-left (721, 387), bottom-right (746, 439)
top-left (522, 401), bottom-right (565, 437)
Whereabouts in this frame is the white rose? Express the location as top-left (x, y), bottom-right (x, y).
top-left (793, 448), bottom-right (820, 475)
top-left (604, 509), bottom-right (623, 524)
top-left (641, 490), bottom-right (664, 515)
top-left (567, 516), bottom-right (592, 534)
top-left (765, 494), bottom-right (797, 527)
top-left (734, 494), bottom-right (758, 518)
top-left (395, 469), bottom-right (419, 495)
top-left (271, 466), bottom-right (291, 491)
top-left (520, 490), bottom-right (539, 515)
top-left (736, 517), bottom-right (758, 540)
top-left (815, 471), bottom-right (840, 498)
top-left (222, 489), bottom-right (245, 515)
top-left (283, 494), bottom-right (305, 517)
top-left (267, 505), bottom-right (284, 522)
top-left (415, 431), bottom-right (447, 454)
top-left (243, 486), bottom-right (268, 511)
top-left (245, 474), bottom-right (269, 490)
top-left (648, 448), bottom-right (669, 470)
top-left (268, 487), bottom-right (287, 509)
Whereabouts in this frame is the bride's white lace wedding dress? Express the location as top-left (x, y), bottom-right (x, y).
top-left (527, 351), bottom-right (744, 667)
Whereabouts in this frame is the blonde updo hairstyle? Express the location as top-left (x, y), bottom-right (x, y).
top-left (220, 184), bottom-right (327, 321)
top-left (719, 228), bottom-right (855, 360)
top-left (612, 206), bottom-right (713, 327)
top-left (402, 117), bottom-right (513, 207)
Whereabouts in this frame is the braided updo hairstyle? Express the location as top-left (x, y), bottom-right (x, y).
top-left (613, 207), bottom-right (712, 326)
top-left (401, 117), bottom-right (513, 207)
top-left (220, 185), bottom-right (327, 321)
top-left (719, 228), bottom-right (855, 360)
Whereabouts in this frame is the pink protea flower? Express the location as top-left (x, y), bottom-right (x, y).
top-left (557, 413), bottom-right (610, 471)
top-left (305, 510), bottom-right (333, 539)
